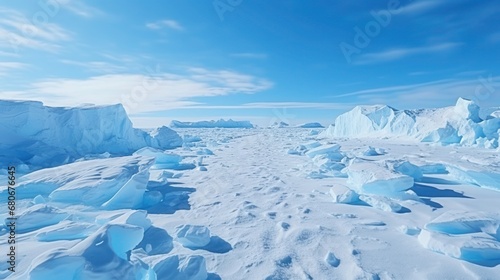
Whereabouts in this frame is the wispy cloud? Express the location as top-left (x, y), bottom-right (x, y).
top-left (58, 0), bottom-right (105, 18)
top-left (332, 75), bottom-right (500, 109)
top-left (398, 0), bottom-right (443, 15)
top-left (356, 42), bottom-right (461, 64)
top-left (178, 102), bottom-right (353, 110)
top-left (0, 62), bottom-right (28, 76)
top-left (0, 8), bottom-right (71, 53)
top-left (146, 20), bottom-right (183, 31)
top-left (60, 59), bottom-right (127, 74)
top-left (2, 67), bottom-right (273, 113)
top-left (230, 53), bottom-right (268, 59)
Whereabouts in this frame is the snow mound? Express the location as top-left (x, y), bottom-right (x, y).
top-left (296, 122), bottom-right (324, 128)
top-left (321, 98), bottom-right (500, 148)
top-left (170, 119), bottom-right (254, 128)
top-left (0, 100), bottom-right (182, 169)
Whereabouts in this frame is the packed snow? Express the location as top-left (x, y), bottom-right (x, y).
top-left (1, 98), bottom-right (500, 279)
top-left (170, 119), bottom-right (254, 128)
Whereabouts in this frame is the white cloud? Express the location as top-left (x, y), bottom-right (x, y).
top-left (356, 42), bottom-right (461, 64)
top-left (2, 68), bottom-right (273, 114)
top-left (58, 0), bottom-right (105, 18)
top-left (398, 0), bottom-right (443, 15)
top-left (0, 62), bottom-right (28, 76)
top-left (0, 8), bottom-right (71, 53)
top-left (60, 59), bottom-right (127, 73)
top-left (146, 20), bottom-right (183, 31)
top-left (177, 102), bottom-right (353, 110)
top-left (333, 75), bottom-right (500, 109)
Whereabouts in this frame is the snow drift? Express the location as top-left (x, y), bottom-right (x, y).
top-left (0, 100), bottom-right (182, 169)
top-left (170, 119), bottom-right (254, 128)
top-left (321, 98), bottom-right (500, 148)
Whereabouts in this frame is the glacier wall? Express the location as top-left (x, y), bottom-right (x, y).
top-left (0, 100), bottom-right (182, 169)
top-left (321, 98), bottom-right (500, 148)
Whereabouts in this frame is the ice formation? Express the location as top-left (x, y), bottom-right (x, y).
top-left (0, 100), bottom-right (182, 169)
top-left (320, 98), bottom-right (500, 148)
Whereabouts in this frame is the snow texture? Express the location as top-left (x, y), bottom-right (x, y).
top-left (170, 119), bottom-right (254, 128)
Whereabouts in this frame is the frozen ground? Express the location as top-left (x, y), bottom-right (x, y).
top-left (1, 127), bottom-right (499, 279)
top-left (0, 99), bottom-right (499, 279)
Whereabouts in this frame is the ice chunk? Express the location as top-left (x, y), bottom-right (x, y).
top-left (346, 161), bottom-right (414, 196)
top-left (446, 164), bottom-right (500, 191)
top-left (329, 185), bottom-right (359, 204)
top-left (36, 222), bottom-right (96, 241)
top-left (149, 126), bottom-right (183, 149)
top-left (134, 147), bottom-right (183, 169)
top-left (418, 229), bottom-right (500, 267)
top-left (325, 251), bottom-right (340, 267)
top-left (175, 225), bottom-right (211, 248)
top-left (136, 226), bottom-right (174, 255)
top-left (305, 144), bottom-right (342, 158)
top-left (359, 195), bottom-right (403, 213)
top-left (303, 141), bottom-right (322, 149)
top-left (269, 121), bottom-right (289, 128)
top-left (425, 211), bottom-right (500, 239)
top-left (15, 204), bottom-right (69, 233)
top-left (29, 223), bottom-right (146, 279)
top-left (390, 161), bottom-right (423, 181)
top-left (196, 148), bottom-right (214, 155)
top-left (32, 194), bottom-right (46, 204)
top-left (362, 146), bottom-right (385, 156)
top-left (153, 255), bottom-right (208, 280)
top-left (102, 168), bottom-right (150, 210)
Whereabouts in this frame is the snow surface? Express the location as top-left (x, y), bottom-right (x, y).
top-left (170, 119), bottom-right (254, 128)
top-left (1, 100), bottom-right (500, 279)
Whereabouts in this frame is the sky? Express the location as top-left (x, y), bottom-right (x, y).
top-left (0, 0), bottom-right (499, 127)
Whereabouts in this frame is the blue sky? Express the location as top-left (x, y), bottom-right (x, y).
top-left (1, 0), bottom-right (499, 127)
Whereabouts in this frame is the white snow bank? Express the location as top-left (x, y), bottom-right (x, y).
top-left (0, 100), bottom-right (182, 169)
top-left (321, 98), bottom-right (500, 148)
top-left (170, 119), bottom-right (254, 128)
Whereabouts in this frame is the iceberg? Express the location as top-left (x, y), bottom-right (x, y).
top-left (320, 98), bottom-right (500, 148)
top-left (0, 100), bottom-right (182, 169)
top-left (296, 122), bottom-right (324, 128)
